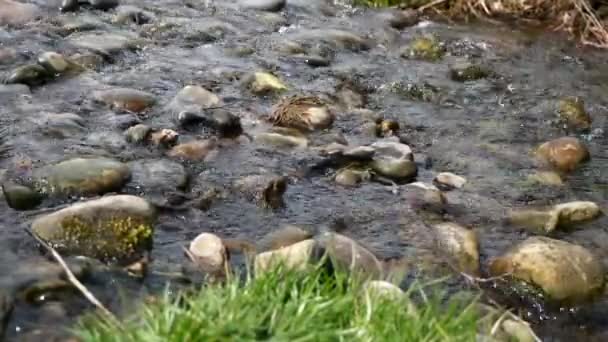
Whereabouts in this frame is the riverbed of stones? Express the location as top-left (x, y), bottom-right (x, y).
top-left (1, 0), bottom-right (607, 340)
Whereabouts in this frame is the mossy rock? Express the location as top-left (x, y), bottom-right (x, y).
top-left (32, 195), bottom-right (156, 263)
top-left (33, 157), bottom-right (131, 197)
top-left (449, 62), bottom-right (491, 82)
top-left (387, 81), bottom-right (440, 102)
top-left (402, 35), bottom-right (444, 62)
top-left (557, 96), bottom-right (591, 132)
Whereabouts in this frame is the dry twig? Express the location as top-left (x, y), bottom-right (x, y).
top-left (26, 229), bottom-right (119, 323)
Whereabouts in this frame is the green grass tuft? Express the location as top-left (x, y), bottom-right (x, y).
top-left (75, 265), bottom-right (486, 341)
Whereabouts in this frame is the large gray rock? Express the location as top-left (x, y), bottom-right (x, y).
top-left (490, 237), bottom-right (605, 304)
top-left (33, 158), bottom-right (131, 197)
top-left (32, 195), bottom-right (156, 262)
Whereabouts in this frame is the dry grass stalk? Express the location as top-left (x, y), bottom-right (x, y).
top-left (421, 0), bottom-right (608, 48)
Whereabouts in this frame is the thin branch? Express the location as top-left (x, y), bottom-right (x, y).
top-left (25, 229), bottom-right (119, 323)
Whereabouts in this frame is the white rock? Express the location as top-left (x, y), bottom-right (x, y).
top-left (189, 233), bottom-right (227, 272)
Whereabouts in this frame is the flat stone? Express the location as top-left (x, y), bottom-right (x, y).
top-left (39, 113), bottom-right (87, 139)
top-left (69, 33), bottom-right (139, 56)
top-left (92, 88), bottom-right (156, 113)
top-left (31, 195), bottom-right (156, 262)
top-left (0, 0), bottom-right (40, 26)
top-left (168, 139), bottom-right (218, 161)
top-left (33, 157), bottom-right (131, 197)
top-left (239, 0), bottom-right (286, 12)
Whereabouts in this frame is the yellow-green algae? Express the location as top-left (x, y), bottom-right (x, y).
top-left (403, 35), bottom-right (445, 62)
top-left (55, 214), bottom-right (153, 261)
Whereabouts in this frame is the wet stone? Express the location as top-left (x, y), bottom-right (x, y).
top-left (39, 113), bottom-right (87, 139)
top-left (168, 139), bottom-right (218, 161)
top-left (239, 0), bottom-right (286, 12)
top-left (535, 137), bottom-right (590, 172)
top-left (489, 237), bottom-right (605, 304)
top-left (114, 6), bottom-right (154, 25)
top-left (33, 157), bottom-right (131, 197)
top-left (233, 174), bottom-right (288, 209)
top-left (89, 0), bottom-right (120, 11)
top-left (449, 62), bottom-right (491, 82)
top-left (258, 225), bottom-right (314, 252)
top-left (557, 96), bottom-right (591, 132)
top-left (381, 9), bottom-right (419, 29)
top-left (402, 35), bottom-right (444, 62)
top-left (188, 232), bottom-right (227, 274)
top-left (128, 159), bottom-right (188, 193)
top-left (0, 47), bottom-right (17, 64)
top-left (4, 64), bottom-right (50, 87)
top-left (92, 88), bottom-right (156, 113)
top-left (433, 222), bottom-right (480, 276)
top-left (167, 85), bottom-right (222, 114)
top-left (316, 232), bottom-right (383, 279)
top-left (2, 181), bottom-right (43, 211)
top-left (69, 32), bottom-right (139, 56)
top-left (0, 0), bottom-right (41, 26)
top-left (255, 239), bottom-right (318, 274)
top-left (243, 71), bottom-right (288, 95)
top-left (31, 195), bottom-right (156, 262)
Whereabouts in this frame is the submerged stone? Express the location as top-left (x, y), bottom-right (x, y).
top-left (489, 237), bottom-right (604, 304)
top-left (233, 174), bottom-right (288, 209)
top-left (2, 182), bottom-right (43, 210)
top-left (0, 0), bottom-right (40, 26)
top-left (449, 62), bottom-right (491, 82)
top-left (239, 0), bottom-right (286, 12)
top-left (33, 158), bottom-right (131, 197)
top-left (69, 33), bottom-right (139, 56)
top-left (402, 35), bottom-right (444, 62)
top-left (4, 64), bottom-right (50, 87)
top-left (168, 139), bottom-right (218, 161)
top-left (243, 71), bottom-right (288, 95)
top-left (535, 137), bottom-right (590, 172)
top-left (31, 195), bottom-right (156, 262)
top-left (167, 85), bottom-right (222, 114)
top-left (557, 96), bottom-right (591, 132)
top-left (92, 88), bottom-right (156, 113)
